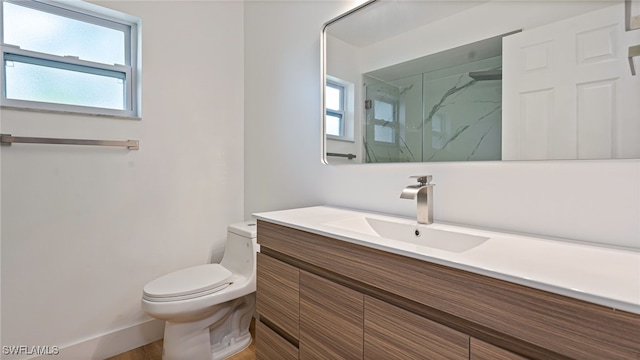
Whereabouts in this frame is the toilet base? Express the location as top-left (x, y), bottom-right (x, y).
top-left (161, 294), bottom-right (255, 360)
top-left (210, 331), bottom-right (252, 360)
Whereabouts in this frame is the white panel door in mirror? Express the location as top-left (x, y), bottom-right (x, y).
top-left (503, 3), bottom-right (640, 160)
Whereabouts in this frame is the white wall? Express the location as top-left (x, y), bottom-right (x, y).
top-left (0, 1), bottom-right (245, 358)
top-left (244, 0), bottom-right (640, 249)
top-left (244, 1), bottom-right (333, 212)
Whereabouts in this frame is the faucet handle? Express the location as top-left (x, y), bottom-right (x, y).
top-left (410, 175), bottom-right (432, 185)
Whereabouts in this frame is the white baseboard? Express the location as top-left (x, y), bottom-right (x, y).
top-left (28, 319), bottom-right (164, 360)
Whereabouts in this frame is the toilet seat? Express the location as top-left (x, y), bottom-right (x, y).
top-left (143, 264), bottom-right (233, 302)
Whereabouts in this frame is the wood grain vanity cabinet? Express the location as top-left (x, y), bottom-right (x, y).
top-left (255, 220), bottom-right (640, 360)
top-left (470, 338), bottom-right (528, 360)
top-left (300, 271), bottom-right (363, 359)
top-left (256, 320), bottom-right (298, 360)
top-left (256, 253), bottom-right (299, 341)
top-left (364, 296), bottom-right (468, 359)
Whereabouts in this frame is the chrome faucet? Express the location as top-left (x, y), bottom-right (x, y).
top-left (400, 175), bottom-right (434, 224)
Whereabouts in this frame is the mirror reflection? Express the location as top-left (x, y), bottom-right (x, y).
top-left (322, 0), bottom-right (640, 164)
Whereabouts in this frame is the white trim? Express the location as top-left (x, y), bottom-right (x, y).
top-left (0, 98), bottom-right (134, 118)
top-left (0, 104), bottom-right (142, 120)
top-left (3, 48), bottom-right (131, 77)
top-left (26, 319), bottom-right (164, 360)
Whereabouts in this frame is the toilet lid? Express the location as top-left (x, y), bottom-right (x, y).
top-left (143, 264), bottom-right (233, 300)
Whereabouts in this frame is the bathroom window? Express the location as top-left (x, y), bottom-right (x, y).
top-left (325, 80), bottom-right (345, 137)
top-left (325, 76), bottom-right (355, 142)
top-left (0, 0), bottom-right (140, 117)
top-left (373, 98), bottom-right (397, 144)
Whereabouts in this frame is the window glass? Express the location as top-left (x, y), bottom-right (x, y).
top-left (5, 57), bottom-right (125, 110)
top-left (326, 113), bottom-right (342, 136)
top-left (326, 85), bottom-right (342, 111)
top-left (3, 2), bottom-right (126, 65)
top-left (326, 81), bottom-right (346, 137)
top-left (374, 100), bottom-right (393, 122)
top-left (374, 125), bottom-right (394, 143)
top-left (1, 0), bottom-right (138, 117)
top-left (373, 99), bottom-right (396, 143)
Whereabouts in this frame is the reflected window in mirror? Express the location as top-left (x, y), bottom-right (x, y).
top-left (326, 76), bottom-right (355, 142)
top-left (326, 80), bottom-right (345, 137)
top-left (372, 98), bottom-right (397, 143)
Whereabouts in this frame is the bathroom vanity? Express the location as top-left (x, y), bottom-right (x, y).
top-left (253, 206), bottom-right (640, 360)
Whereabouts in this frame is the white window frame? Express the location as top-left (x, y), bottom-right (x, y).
top-left (326, 75), bottom-right (355, 142)
top-left (326, 79), bottom-right (345, 138)
top-left (0, 0), bottom-right (140, 118)
top-left (372, 95), bottom-right (399, 145)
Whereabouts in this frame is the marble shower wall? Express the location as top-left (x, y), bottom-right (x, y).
top-left (364, 56), bottom-right (503, 163)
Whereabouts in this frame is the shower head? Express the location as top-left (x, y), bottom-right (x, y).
top-left (468, 70), bottom-right (502, 81)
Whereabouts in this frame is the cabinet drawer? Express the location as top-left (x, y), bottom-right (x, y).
top-left (471, 338), bottom-right (529, 360)
top-left (300, 270), bottom-right (364, 359)
top-left (257, 253), bottom-right (299, 339)
top-left (256, 320), bottom-right (298, 360)
top-left (364, 296), bottom-right (469, 359)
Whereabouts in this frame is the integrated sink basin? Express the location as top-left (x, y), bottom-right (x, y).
top-left (255, 206), bottom-right (640, 314)
top-left (324, 216), bottom-right (489, 253)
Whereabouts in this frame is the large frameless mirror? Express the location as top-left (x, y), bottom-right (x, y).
top-left (322, 0), bottom-right (640, 164)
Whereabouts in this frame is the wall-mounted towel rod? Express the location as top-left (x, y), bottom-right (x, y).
top-left (327, 152), bottom-right (356, 160)
top-left (0, 134), bottom-right (139, 150)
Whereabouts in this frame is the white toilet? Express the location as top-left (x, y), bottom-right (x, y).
top-left (141, 221), bottom-right (257, 360)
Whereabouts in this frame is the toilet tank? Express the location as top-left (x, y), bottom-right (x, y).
top-left (219, 221), bottom-right (258, 277)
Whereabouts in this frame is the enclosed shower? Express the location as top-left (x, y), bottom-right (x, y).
top-left (362, 36), bottom-right (507, 163)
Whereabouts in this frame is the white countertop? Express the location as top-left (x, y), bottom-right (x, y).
top-left (254, 206), bottom-right (640, 314)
